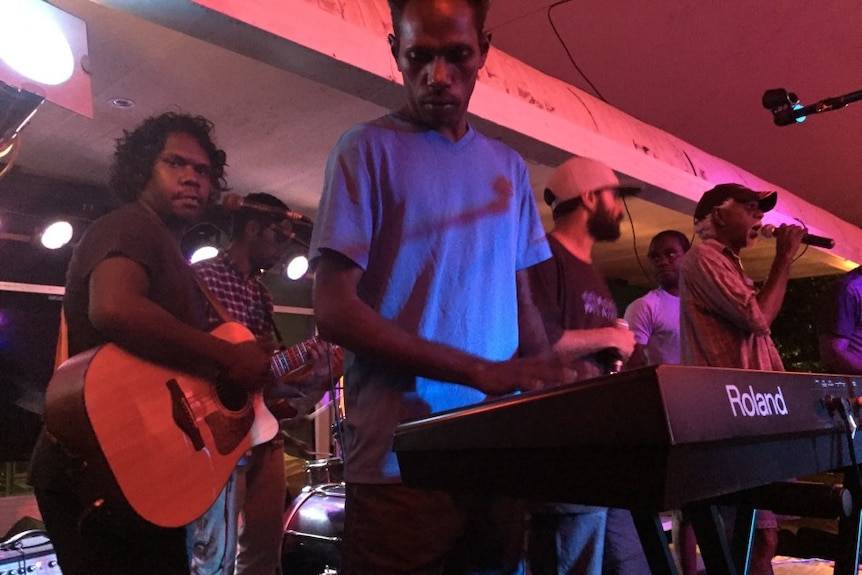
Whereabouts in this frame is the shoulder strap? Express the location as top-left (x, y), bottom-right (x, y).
top-left (269, 316), bottom-right (285, 346)
top-left (191, 273), bottom-right (237, 325)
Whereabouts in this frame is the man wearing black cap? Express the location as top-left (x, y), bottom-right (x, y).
top-left (191, 192), bottom-right (340, 575)
top-left (680, 183), bottom-right (804, 368)
top-left (527, 156), bottom-right (647, 575)
top-left (679, 183), bottom-right (805, 574)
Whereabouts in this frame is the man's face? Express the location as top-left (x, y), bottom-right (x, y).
top-left (249, 218), bottom-right (293, 272)
top-left (139, 132), bottom-right (212, 228)
top-left (648, 235), bottom-right (686, 290)
top-left (717, 199), bottom-right (764, 252)
top-left (392, 0), bottom-right (489, 141)
top-left (588, 188), bottom-right (624, 241)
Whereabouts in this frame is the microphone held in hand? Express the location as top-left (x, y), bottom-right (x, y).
top-left (760, 224), bottom-right (835, 249)
top-left (221, 193), bottom-right (311, 223)
top-left (599, 318), bottom-right (630, 375)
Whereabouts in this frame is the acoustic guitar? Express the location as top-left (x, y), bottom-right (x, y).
top-left (44, 322), bottom-right (325, 527)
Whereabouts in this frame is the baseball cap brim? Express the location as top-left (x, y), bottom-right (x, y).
top-left (753, 190), bottom-right (778, 212)
top-left (694, 184), bottom-right (777, 221)
top-left (617, 185), bottom-right (641, 197)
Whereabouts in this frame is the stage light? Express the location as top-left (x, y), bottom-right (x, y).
top-left (281, 219), bottom-right (312, 280)
top-left (39, 220), bottom-right (73, 249)
top-left (284, 254), bottom-right (309, 280)
top-left (0, 0), bottom-right (91, 118)
top-left (0, 0), bottom-right (75, 85)
top-left (181, 222), bottom-right (222, 263)
top-left (190, 245), bottom-right (218, 263)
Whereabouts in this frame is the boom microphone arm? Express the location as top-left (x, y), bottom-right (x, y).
top-left (763, 88), bottom-right (862, 126)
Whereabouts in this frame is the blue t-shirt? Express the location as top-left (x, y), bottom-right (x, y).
top-left (310, 113), bottom-right (550, 482)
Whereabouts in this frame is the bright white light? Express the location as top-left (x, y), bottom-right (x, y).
top-left (285, 255), bottom-right (309, 280)
top-left (190, 246), bottom-right (219, 264)
top-left (0, 0), bottom-right (75, 85)
top-left (40, 220), bottom-right (73, 249)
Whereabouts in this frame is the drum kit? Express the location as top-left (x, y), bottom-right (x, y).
top-left (282, 459), bottom-right (345, 575)
top-left (280, 382), bottom-right (346, 575)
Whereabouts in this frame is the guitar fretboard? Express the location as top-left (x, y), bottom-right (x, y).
top-left (270, 336), bottom-right (322, 378)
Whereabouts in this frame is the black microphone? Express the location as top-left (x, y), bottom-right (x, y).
top-left (599, 318), bottom-right (630, 375)
top-left (760, 224), bottom-right (835, 249)
top-left (222, 193), bottom-right (312, 224)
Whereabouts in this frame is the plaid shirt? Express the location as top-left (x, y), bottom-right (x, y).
top-left (679, 238), bottom-right (783, 370)
top-left (192, 251), bottom-right (276, 342)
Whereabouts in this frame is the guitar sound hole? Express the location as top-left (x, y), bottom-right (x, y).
top-left (216, 382), bottom-right (249, 412)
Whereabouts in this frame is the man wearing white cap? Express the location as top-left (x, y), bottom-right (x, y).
top-left (526, 156), bottom-right (646, 575)
top-left (679, 183), bottom-right (805, 574)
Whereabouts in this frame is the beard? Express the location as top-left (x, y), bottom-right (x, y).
top-left (588, 202), bottom-right (622, 241)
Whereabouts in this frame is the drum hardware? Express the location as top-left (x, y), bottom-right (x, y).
top-left (280, 346), bottom-right (347, 575)
top-left (284, 530), bottom-right (341, 544)
top-left (304, 458), bottom-right (344, 487)
top-left (282, 483), bottom-right (345, 575)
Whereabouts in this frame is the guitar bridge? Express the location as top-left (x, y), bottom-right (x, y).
top-left (167, 379), bottom-right (205, 451)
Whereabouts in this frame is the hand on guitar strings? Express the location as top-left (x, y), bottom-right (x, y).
top-left (220, 340), bottom-right (275, 392)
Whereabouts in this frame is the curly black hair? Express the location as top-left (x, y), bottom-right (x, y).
top-left (109, 112), bottom-right (228, 204)
top-left (388, 0), bottom-right (490, 39)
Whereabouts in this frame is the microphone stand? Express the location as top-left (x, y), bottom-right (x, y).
top-left (768, 88), bottom-right (862, 126)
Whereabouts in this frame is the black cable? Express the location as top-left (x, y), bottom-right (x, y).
top-left (621, 196), bottom-right (651, 285)
top-left (792, 218), bottom-right (811, 263)
top-left (487, 5), bottom-right (550, 31)
top-left (547, 0), bottom-right (608, 103)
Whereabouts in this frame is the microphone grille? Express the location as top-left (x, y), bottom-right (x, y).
top-left (760, 224), bottom-right (776, 238)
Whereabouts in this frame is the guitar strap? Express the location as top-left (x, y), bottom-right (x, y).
top-left (269, 316), bottom-right (285, 347)
top-left (191, 273), bottom-right (238, 325)
top-left (192, 272), bottom-right (287, 349)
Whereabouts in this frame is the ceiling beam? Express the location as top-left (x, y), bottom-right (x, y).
top-left (91, 0), bottom-right (861, 279)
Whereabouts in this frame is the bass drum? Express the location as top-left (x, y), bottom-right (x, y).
top-left (282, 483), bottom-right (345, 575)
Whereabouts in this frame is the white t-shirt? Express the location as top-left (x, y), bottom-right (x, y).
top-left (623, 287), bottom-right (680, 365)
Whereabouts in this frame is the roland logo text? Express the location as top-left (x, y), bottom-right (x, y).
top-left (725, 385), bottom-right (788, 417)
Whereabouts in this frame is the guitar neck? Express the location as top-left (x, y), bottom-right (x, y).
top-left (270, 336), bottom-right (322, 378)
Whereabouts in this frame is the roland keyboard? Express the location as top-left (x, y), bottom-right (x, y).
top-left (393, 365), bottom-right (862, 511)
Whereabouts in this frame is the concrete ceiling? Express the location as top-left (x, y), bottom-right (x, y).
top-left (4, 0), bottom-right (861, 287)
